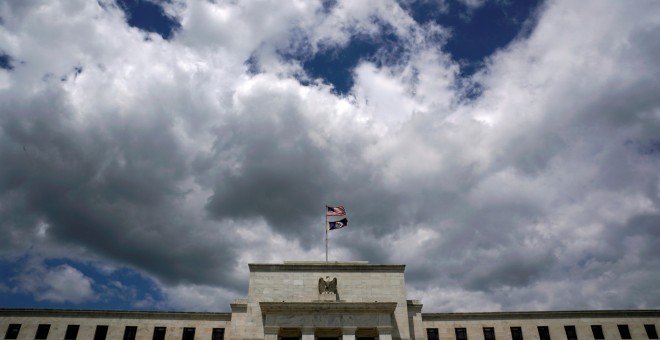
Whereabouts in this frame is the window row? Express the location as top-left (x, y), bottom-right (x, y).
top-left (4, 323), bottom-right (225, 340)
top-left (426, 324), bottom-right (659, 340)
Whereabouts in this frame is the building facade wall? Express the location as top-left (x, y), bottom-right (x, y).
top-left (2, 263), bottom-right (660, 340)
top-left (421, 312), bottom-right (660, 340)
top-left (0, 310), bottom-right (230, 340)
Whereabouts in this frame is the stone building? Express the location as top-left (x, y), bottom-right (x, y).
top-left (2, 261), bottom-right (659, 340)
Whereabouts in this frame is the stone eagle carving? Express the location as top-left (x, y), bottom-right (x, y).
top-left (318, 276), bottom-right (338, 294)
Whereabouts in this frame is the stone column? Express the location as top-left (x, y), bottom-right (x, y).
top-left (343, 327), bottom-right (357, 340)
top-left (302, 326), bottom-right (315, 340)
top-left (264, 326), bottom-right (279, 340)
top-left (378, 326), bottom-right (393, 340)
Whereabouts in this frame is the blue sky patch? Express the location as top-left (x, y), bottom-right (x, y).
top-left (116, 0), bottom-right (180, 40)
top-left (0, 257), bottom-right (165, 310)
top-left (319, 0), bottom-right (338, 14)
top-left (301, 31), bottom-right (405, 95)
top-left (290, 0), bottom-right (543, 94)
top-left (0, 52), bottom-right (14, 70)
top-left (403, 0), bottom-right (543, 76)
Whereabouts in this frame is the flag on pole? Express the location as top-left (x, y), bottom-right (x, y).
top-left (326, 206), bottom-right (346, 216)
top-left (327, 218), bottom-right (348, 231)
top-left (325, 205), bottom-right (348, 262)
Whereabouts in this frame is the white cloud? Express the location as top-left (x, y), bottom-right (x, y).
top-left (409, 286), bottom-right (503, 312)
top-left (457, 0), bottom-right (487, 10)
top-left (13, 261), bottom-right (96, 304)
top-left (161, 283), bottom-right (240, 312)
top-left (1, 0), bottom-right (660, 312)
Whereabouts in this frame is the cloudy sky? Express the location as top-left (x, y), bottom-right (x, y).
top-left (1, 0), bottom-right (660, 313)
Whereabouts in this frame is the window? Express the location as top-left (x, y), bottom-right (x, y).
top-left (618, 325), bottom-right (631, 339)
top-left (64, 325), bottom-right (80, 340)
top-left (591, 325), bottom-right (604, 340)
top-left (427, 329), bottom-right (439, 340)
top-left (153, 327), bottom-right (167, 340)
top-left (645, 325), bottom-right (659, 339)
top-left (35, 324), bottom-right (50, 339)
top-left (538, 326), bottom-right (550, 340)
top-left (483, 328), bottom-right (495, 340)
top-left (510, 327), bottom-right (523, 340)
top-left (564, 326), bottom-right (577, 340)
top-left (456, 328), bottom-right (468, 340)
top-left (212, 328), bottom-right (225, 340)
top-left (4, 324), bottom-right (21, 339)
top-left (182, 327), bottom-right (195, 340)
top-left (123, 326), bottom-right (138, 340)
top-left (94, 325), bottom-right (109, 340)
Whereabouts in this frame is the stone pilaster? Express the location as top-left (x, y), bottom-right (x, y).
top-left (343, 326), bottom-right (357, 340)
top-left (378, 326), bottom-right (393, 340)
top-left (264, 326), bottom-right (279, 340)
top-left (302, 326), bottom-right (315, 340)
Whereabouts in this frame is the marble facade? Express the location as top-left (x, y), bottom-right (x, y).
top-left (2, 261), bottom-right (660, 340)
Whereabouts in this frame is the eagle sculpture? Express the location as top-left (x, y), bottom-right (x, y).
top-left (318, 276), bottom-right (338, 294)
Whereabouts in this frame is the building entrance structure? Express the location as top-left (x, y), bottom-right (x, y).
top-left (228, 261), bottom-right (419, 340)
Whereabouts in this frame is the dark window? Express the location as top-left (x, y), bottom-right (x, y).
top-left (456, 328), bottom-right (468, 340)
top-left (182, 327), bottom-right (195, 340)
top-left (538, 326), bottom-right (550, 340)
top-left (618, 325), bottom-right (631, 339)
top-left (4, 324), bottom-right (21, 339)
top-left (64, 325), bottom-right (79, 340)
top-left (645, 325), bottom-right (659, 339)
top-left (511, 327), bottom-right (523, 340)
top-left (564, 326), bottom-right (577, 340)
top-left (35, 324), bottom-right (51, 339)
top-left (427, 328), bottom-right (439, 340)
top-left (153, 327), bottom-right (166, 340)
top-left (483, 328), bottom-right (495, 340)
top-left (123, 326), bottom-right (137, 340)
top-left (94, 325), bottom-right (109, 340)
top-left (212, 328), bottom-right (225, 340)
top-left (591, 325), bottom-right (604, 340)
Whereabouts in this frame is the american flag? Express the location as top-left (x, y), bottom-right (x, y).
top-left (326, 205), bottom-right (346, 216)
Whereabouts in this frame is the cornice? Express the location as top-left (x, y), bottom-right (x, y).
top-left (0, 309), bottom-right (231, 321)
top-left (422, 310), bottom-right (660, 321)
top-left (249, 262), bottom-right (405, 273)
top-left (259, 302), bottom-right (398, 314)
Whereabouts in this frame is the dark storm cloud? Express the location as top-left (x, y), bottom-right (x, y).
top-left (197, 79), bottom-right (419, 247)
top-left (463, 250), bottom-right (555, 292)
top-left (609, 214), bottom-right (660, 263)
top-left (203, 102), bottom-right (340, 239)
top-left (394, 195), bottom-right (557, 292)
top-left (0, 83), bottom-right (242, 290)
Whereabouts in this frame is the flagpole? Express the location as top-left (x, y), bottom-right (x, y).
top-left (325, 205), bottom-right (328, 262)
